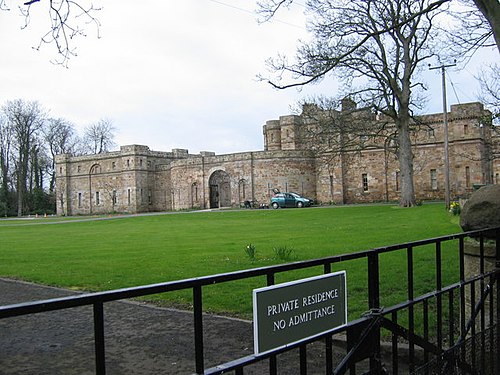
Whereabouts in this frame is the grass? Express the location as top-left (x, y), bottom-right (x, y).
top-left (0, 204), bottom-right (462, 321)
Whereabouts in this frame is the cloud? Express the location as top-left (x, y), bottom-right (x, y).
top-left (0, 0), bottom-right (497, 155)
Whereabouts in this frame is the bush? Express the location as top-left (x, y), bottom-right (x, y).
top-left (449, 201), bottom-right (460, 215)
top-left (273, 246), bottom-right (294, 261)
top-left (244, 243), bottom-right (256, 260)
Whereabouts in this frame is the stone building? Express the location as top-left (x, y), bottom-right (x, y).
top-left (55, 102), bottom-right (498, 215)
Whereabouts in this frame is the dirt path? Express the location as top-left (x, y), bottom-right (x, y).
top-left (0, 278), bottom-right (340, 375)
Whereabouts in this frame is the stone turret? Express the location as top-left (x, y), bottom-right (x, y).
top-left (263, 120), bottom-right (282, 151)
top-left (279, 115), bottom-right (302, 151)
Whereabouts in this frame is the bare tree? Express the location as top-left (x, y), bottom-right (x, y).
top-left (0, 0), bottom-right (101, 65)
top-left (43, 117), bottom-right (78, 192)
top-left (445, 0), bottom-right (499, 56)
top-left (259, 0), bottom-right (447, 207)
top-left (0, 115), bottom-right (13, 215)
top-left (478, 63), bottom-right (499, 120)
top-left (298, 97), bottom-right (393, 203)
top-left (477, 63), bottom-right (500, 166)
top-left (469, 0), bottom-right (500, 51)
top-left (259, 0), bottom-right (499, 51)
top-left (83, 118), bottom-right (116, 154)
top-left (2, 99), bottom-right (46, 216)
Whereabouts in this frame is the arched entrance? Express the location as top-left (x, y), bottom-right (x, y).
top-left (208, 170), bottom-right (231, 208)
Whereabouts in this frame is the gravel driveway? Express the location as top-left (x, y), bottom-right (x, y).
top-left (0, 278), bottom-right (341, 375)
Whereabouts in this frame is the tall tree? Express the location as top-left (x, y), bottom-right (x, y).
top-left (299, 98), bottom-right (390, 203)
top-left (2, 99), bottom-right (45, 216)
top-left (43, 117), bottom-right (78, 192)
top-left (83, 118), bottom-right (116, 154)
top-left (0, 115), bottom-right (13, 216)
top-left (259, 0), bottom-right (446, 206)
top-left (470, 0), bottom-right (500, 51)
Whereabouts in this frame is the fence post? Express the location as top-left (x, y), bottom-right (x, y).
top-left (93, 302), bottom-right (106, 375)
top-left (324, 263), bottom-right (333, 374)
top-left (367, 252), bottom-right (381, 372)
top-left (368, 252), bottom-right (380, 309)
top-left (266, 273), bottom-right (277, 375)
top-left (496, 228), bottom-right (500, 375)
top-left (193, 286), bottom-right (204, 375)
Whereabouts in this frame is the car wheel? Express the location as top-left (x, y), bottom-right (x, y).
top-left (272, 202), bottom-right (279, 209)
top-left (297, 201), bottom-right (304, 208)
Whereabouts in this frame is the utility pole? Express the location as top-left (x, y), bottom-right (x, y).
top-left (429, 62), bottom-right (456, 211)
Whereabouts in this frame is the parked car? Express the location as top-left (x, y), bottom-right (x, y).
top-left (271, 192), bottom-right (313, 209)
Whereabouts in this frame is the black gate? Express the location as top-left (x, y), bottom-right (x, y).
top-left (1, 227), bottom-right (499, 374)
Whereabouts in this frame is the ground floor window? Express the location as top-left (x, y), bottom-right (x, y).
top-left (191, 182), bottom-right (199, 206)
top-left (430, 169), bottom-right (437, 190)
top-left (95, 191), bottom-right (100, 205)
top-left (238, 179), bottom-right (246, 202)
top-left (465, 166), bottom-right (470, 188)
top-left (78, 193), bottom-right (82, 207)
top-left (362, 173), bottom-right (369, 192)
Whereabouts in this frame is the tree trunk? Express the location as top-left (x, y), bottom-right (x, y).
top-left (397, 118), bottom-right (416, 207)
top-left (473, 0), bottom-right (500, 52)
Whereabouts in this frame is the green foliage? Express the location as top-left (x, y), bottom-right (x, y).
top-left (449, 201), bottom-right (461, 215)
top-left (28, 188), bottom-right (55, 215)
top-left (244, 243), bottom-right (256, 260)
top-left (0, 204), bottom-right (461, 320)
top-left (273, 245), bottom-right (294, 261)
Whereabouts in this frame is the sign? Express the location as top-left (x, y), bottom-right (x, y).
top-left (253, 271), bottom-right (347, 355)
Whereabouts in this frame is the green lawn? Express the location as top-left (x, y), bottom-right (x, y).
top-left (0, 204), bottom-right (462, 320)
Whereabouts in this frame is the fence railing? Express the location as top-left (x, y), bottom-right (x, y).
top-left (1, 227), bottom-right (499, 374)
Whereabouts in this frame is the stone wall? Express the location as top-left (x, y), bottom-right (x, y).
top-left (55, 102), bottom-right (498, 215)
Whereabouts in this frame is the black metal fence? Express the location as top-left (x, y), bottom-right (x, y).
top-left (1, 227), bottom-right (499, 374)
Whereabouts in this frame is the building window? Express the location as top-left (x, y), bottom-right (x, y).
top-left (465, 166), bottom-right (471, 188)
top-left (112, 190), bottom-right (117, 204)
top-left (464, 124), bottom-right (469, 135)
top-left (127, 159), bottom-right (130, 167)
top-left (191, 182), bottom-right (199, 205)
top-left (238, 179), bottom-right (246, 202)
top-left (128, 189), bottom-right (131, 205)
top-left (139, 159), bottom-right (143, 167)
top-left (430, 169), bottom-right (437, 190)
top-left (427, 128), bottom-right (435, 139)
top-left (395, 171), bottom-right (400, 191)
top-left (77, 165), bottom-right (81, 173)
top-left (78, 193), bottom-right (82, 207)
top-left (362, 173), bottom-right (369, 192)
top-left (95, 191), bottom-right (100, 205)
top-left (112, 162), bottom-right (116, 169)
top-left (148, 190), bottom-right (152, 205)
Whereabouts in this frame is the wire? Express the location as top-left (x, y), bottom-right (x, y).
top-left (446, 71), bottom-right (462, 105)
top-left (206, 0), bottom-right (306, 30)
top-left (207, 0), bottom-right (255, 16)
top-left (446, 70), bottom-right (478, 105)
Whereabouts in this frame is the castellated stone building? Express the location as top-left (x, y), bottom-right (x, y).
top-left (55, 101), bottom-right (498, 215)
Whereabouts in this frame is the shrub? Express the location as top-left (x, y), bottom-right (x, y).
top-left (273, 246), bottom-right (294, 261)
top-left (244, 243), bottom-right (256, 260)
top-left (449, 201), bottom-right (461, 215)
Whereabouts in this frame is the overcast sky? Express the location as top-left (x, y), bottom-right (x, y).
top-left (0, 0), bottom-right (497, 155)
